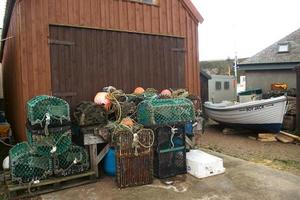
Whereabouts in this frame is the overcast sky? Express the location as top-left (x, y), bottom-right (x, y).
top-left (0, 0), bottom-right (5, 28)
top-left (0, 1), bottom-right (299, 61)
top-left (191, 0), bottom-right (300, 61)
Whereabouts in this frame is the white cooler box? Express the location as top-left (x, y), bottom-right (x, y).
top-left (186, 150), bottom-right (225, 179)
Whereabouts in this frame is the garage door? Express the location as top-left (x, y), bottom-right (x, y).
top-left (49, 25), bottom-right (186, 109)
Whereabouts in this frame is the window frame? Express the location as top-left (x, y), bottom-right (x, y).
top-left (224, 81), bottom-right (230, 90)
top-left (215, 81), bottom-right (222, 90)
top-left (278, 43), bottom-right (289, 53)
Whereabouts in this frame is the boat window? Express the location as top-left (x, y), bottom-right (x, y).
top-left (215, 81), bottom-right (222, 90)
top-left (224, 81), bottom-right (230, 90)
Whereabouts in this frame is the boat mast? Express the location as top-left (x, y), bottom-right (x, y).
top-left (234, 52), bottom-right (238, 101)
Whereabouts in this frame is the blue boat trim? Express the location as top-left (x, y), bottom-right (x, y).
top-left (216, 121), bottom-right (283, 133)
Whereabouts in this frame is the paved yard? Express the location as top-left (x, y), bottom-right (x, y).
top-left (199, 125), bottom-right (300, 176)
top-left (41, 150), bottom-right (300, 200)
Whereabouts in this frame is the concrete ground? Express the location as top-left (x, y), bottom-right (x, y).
top-left (42, 150), bottom-right (300, 200)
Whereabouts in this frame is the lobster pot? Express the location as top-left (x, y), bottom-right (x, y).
top-left (153, 126), bottom-right (185, 151)
top-left (53, 145), bottom-right (90, 177)
top-left (137, 98), bottom-right (195, 127)
top-left (72, 125), bottom-right (111, 147)
top-left (115, 129), bottom-right (154, 188)
top-left (26, 126), bottom-right (72, 157)
top-left (10, 142), bottom-right (53, 183)
top-left (27, 95), bottom-right (71, 129)
top-left (154, 146), bottom-right (187, 179)
top-left (73, 101), bottom-right (107, 127)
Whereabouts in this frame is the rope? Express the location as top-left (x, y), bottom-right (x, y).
top-left (106, 90), bottom-right (125, 123)
top-left (0, 138), bottom-right (13, 147)
top-left (30, 111), bottom-right (69, 127)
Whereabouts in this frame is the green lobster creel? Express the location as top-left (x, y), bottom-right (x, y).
top-left (26, 95), bottom-right (71, 128)
top-left (9, 142), bottom-right (53, 183)
top-left (53, 145), bottom-right (90, 177)
top-left (137, 98), bottom-right (195, 126)
top-left (26, 127), bottom-right (72, 157)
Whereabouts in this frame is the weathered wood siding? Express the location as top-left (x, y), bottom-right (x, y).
top-left (50, 25), bottom-right (186, 110)
top-left (296, 67), bottom-right (300, 133)
top-left (3, 0), bottom-right (200, 141)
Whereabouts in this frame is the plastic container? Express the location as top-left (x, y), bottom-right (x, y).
top-left (103, 148), bottom-right (116, 176)
top-left (186, 150), bottom-right (225, 179)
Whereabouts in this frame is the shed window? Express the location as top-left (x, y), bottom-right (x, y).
top-left (215, 81), bottom-right (222, 90)
top-left (224, 81), bottom-right (230, 90)
top-left (129, 0), bottom-right (159, 5)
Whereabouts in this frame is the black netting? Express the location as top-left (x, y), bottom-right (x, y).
top-left (153, 147), bottom-right (187, 179)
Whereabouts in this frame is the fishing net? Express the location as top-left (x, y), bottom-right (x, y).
top-left (137, 98), bottom-right (195, 126)
top-left (73, 101), bottom-right (108, 126)
top-left (10, 142), bottom-right (53, 183)
top-left (53, 145), bottom-right (90, 177)
top-left (114, 128), bottom-right (154, 188)
top-left (153, 126), bottom-right (185, 151)
top-left (26, 126), bottom-right (72, 157)
top-left (114, 128), bottom-right (154, 155)
top-left (153, 146), bottom-right (187, 179)
top-left (27, 95), bottom-right (70, 129)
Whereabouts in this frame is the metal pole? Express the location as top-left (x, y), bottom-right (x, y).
top-left (234, 54), bottom-right (238, 101)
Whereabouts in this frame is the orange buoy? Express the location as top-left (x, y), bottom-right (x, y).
top-left (161, 89), bottom-right (172, 96)
top-left (94, 92), bottom-right (111, 111)
top-left (121, 117), bottom-right (134, 127)
top-left (133, 87), bottom-right (145, 94)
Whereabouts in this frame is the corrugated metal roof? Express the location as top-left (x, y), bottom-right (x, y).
top-left (240, 28), bottom-right (300, 65)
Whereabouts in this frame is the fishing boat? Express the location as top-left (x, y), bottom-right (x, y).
top-left (204, 96), bottom-right (288, 133)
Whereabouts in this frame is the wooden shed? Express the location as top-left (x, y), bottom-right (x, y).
top-left (200, 69), bottom-right (211, 103)
top-left (296, 66), bottom-right (300, 133)
top-left (1, 0), bottom-right (203, 141)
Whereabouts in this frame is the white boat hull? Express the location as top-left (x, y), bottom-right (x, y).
top-left (204, 96), bottom-right (287, 133)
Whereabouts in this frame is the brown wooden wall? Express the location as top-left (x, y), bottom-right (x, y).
top-left (2, 0), bottom-right (200, 141)
top-left (296, 67), bottom-right (300, 133)
top-left (49, 25), bottom-right (186, 110)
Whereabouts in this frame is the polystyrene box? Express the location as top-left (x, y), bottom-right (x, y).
top-left (186, 150), bottom-right (225, 179)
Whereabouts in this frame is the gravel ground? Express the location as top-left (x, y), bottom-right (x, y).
top-left (198, 124), bottom-right (300, 175)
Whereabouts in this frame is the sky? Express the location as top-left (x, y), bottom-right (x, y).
top-left (0, 0), bottom-right (5, 28)
top-left (191, 0), bottom-right (300, 61)
top-left (0, 1), bottom-right (299, 61)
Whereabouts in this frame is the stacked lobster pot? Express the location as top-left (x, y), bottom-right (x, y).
top-left (73, 101), bottom-right (109, 145)
top-left (137, 98), bottom-right (195, 178)
top-left (10, 95), bottom-right (89, 183)
top-left (113, 127), bottom-right (154, 188)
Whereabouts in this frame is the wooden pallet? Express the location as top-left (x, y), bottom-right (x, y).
top-left (4, 170), bottom-right (96, 199)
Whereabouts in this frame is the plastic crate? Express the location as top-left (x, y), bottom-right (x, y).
top-left (27, 95), bottom-right (71, 129)
top-left (26, 126), bottom-right (72, 157)
top-left (153, 126), bottom-right (185, 151)
top-left (153, 146), bottom-right (187, 179)
top-left (9, 142), bottom-right (53, 183)
top-left (137, 98), bottom-right (195, 126)
top-left (115, 129), bottom-right (154, 188)
top-left (0, 123), bottom-right (10, 138)
top-left (53, 145), bottom-right (90, 177)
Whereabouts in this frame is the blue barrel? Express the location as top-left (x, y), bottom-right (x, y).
top-left (185, 123), bottom-right (194, 136)
top-left (103, 148), bottom-right (116, 176)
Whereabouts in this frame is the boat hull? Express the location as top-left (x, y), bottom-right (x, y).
top-left (204, 96), bottom-right (287, 133)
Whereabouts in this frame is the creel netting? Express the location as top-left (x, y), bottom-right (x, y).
top-left (27, 95), bottom-right (70, 127)
top-left (53, 145), bottom-right (90, 177)
top-left (26, 127), bottom-right (72, 157)
top-left (137, 98), bottom-right (195, 126)
top-left (9, 142), bottom-right (53, 183)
